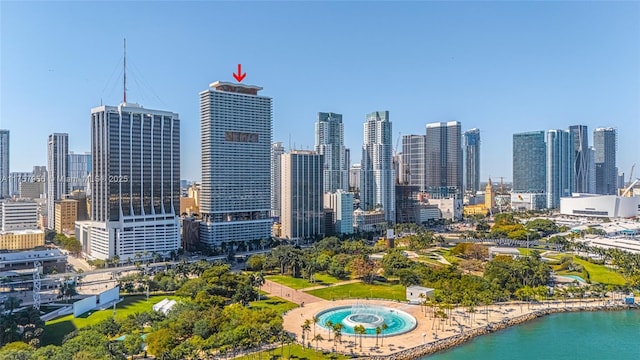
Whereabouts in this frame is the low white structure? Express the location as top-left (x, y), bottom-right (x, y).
top-left (511, 193), bottom-right (546, 211)
top-left (560, 194), bottom-right (640, 218)
top-left (489, 247), bottom-right (521, 259)
top-left (406, 286), bottom-right (434, 304)
top-left (153, 298), bottom-right (177, 314)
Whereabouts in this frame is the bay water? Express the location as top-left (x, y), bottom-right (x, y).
top-left (424, 310), bottom-right (639, 359)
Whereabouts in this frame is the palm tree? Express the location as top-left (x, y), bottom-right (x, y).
top-left (325, 320), bottom-right (333, 341)
top-left (380, 322), bottom-right (388, 346)
top-left (301, 320), bottom-right (311, 347)
top-left (312, 315), bottom-right (319, 338)
top-left (313, 334), bottom-right (324, 352)
top-left (354, 325), bottom-right (366, 351)
top-left (375, 326), bottom-right (381, 347)
top-left (332, 323), bottom-right (343, 348)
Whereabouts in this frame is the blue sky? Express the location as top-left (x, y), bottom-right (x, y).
top-left (1, 1), bottom-right (638, 182)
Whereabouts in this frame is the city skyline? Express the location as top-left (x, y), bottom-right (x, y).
top-left (1, 2), bottom-right (639, 182)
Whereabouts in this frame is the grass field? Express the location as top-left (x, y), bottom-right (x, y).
top-left (250, 296), bottom-right (299, 314)
top-left (235, 343), bottom-right (349, 360)
top-left (266, 274), bottom-right (342, 290)
top-left (306, 281), bottom-right (406, 301)
top-left (43, 295), bottom-right (181, 346)
top-left (572, 257), bottom-right (626, 285)
top-left (549, 254), bottom-right (627, 286)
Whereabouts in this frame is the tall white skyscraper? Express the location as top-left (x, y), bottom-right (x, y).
top-left (281, 150), bottom-right (324, 240)
top-left (360, 111), bottom-right (395, 222)
top-left (199, 81), bottom-right (272, 251)
top-left (546, 129), bottom-right (574, 209)
top-left (315, 112), bottom-right (348, 193)
top-left (0, 130), bottom-right (8, 198)
top-left (271, 142), bottom-right (285, 218)
top-left (82, 103), bottom-right (180, 260)
top-left (47, 133), bottom-right (68, 229)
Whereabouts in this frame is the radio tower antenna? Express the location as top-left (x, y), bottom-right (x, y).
top-left (123, 38), bottom-right (127, 103)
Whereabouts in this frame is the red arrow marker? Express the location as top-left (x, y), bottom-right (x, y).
top-left (233, 64), bottom-right (247, 82)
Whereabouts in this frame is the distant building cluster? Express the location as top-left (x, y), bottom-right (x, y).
top-left (0, 63), bottom-right (637, 262)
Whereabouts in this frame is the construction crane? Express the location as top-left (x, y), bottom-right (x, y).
top-left (393, 132), bottom-right (406, 184)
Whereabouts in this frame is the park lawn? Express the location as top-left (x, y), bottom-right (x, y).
top-left (517, 248), bottom-right (535, 256)
top-left (250, 296), bottom-right (299, 314)
top-left (416, 256), bottom-right (445, 267)
top-left (572, 257), bottom-right (626, 285)
top-left (306, 281), bottom-right (406, 301)
top-left (43, 295), bottom-right (181, 346)
top-left (235, 343), bottom-right (349, 360)
top-left (267, 274), bottom-right (342, 290)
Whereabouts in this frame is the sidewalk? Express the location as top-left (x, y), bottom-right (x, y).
top-left (260, 280), bottom-right (323, 305)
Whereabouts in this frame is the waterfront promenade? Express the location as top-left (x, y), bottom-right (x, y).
top-left (279, 294), bottom-right (633, 358)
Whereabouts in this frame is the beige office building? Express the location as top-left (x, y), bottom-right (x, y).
top-left (55, 199), bottom-right (78, 234)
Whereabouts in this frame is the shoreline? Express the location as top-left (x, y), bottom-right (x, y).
top-left (360, 303), bottom-right (638, 360)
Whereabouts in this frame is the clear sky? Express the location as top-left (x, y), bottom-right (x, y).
top-left (1, 1), bottom-right (639, 182)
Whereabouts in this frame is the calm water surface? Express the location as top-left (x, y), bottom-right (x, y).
top-left (424, 310), bottom-right (639, 360)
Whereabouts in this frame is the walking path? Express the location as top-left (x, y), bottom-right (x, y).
top-left (300, 279), bottom-right (361, 292)
top-left (260, 280), bottom-right (323, 305)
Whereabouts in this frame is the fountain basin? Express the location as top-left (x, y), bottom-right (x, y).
top-left (316, 304), bottom-right (417, 336)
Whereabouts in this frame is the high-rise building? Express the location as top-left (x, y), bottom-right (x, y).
top-left (0, 130), bottom-right (9, 198)
top-left (281, 150), bottom-right (324, 240)
top-left (425, 121), bottom-right (463, 198)
top-left (271, 142), bottom-right (285, 218)
top-left (54, 199), bottom-right (78, 234)
top-left (587, 147), bottom-right (596, 194)
top-left (199, 81), bottom-right (272, 250)
top-left (463, 129), bottom-right (481, 194)
top-left (349, 164), bottom-right (361, 191)
top-left (546, 129), bottom-right (574, 208)
top-left (568, 125), bottom-right (590, 193)
top-left (33, 166), bottom-right (47, 196)
top-left (513, 131), bottom-right (546, 193)
top-left (315, 112), bottom-right (348, 193)
top-left (0, 199), bottom-right (38, 231)
top-left (594, 127), bottom-right (617, 195)
top-left (9, 172), bottom-right (32, 197)
top-left (324, 190), bottom-right (354, 235)
top-left (68, 152), bottom-right (91, 193)
top-left (47, 133), bottom-right (68, 229)
top-left (83, 102), bottom-right (180, 260)
top-left (401, 134), bottom-right (426, 189)
top-left (360, 111), bottom-right (395, 222)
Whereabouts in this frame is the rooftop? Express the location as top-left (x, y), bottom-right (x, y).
top-left (209, 81), bottom-right (263, 95)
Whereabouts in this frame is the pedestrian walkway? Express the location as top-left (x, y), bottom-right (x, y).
top-left (299, 279), bottom-right (361, 291)
top-left (260, 280), bottom-right (323, 305)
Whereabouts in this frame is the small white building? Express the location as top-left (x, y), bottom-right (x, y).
top-left (152, 298), bottom-right (177, 315)
top-left (489, 247), bottom-right (521, 259)
top-left (406, 286), bottom-right (434, 304)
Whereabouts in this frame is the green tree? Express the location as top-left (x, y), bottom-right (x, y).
top-left (123, 333), bottom-right (143, 357)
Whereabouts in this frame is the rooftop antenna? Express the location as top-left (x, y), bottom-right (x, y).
top-left (123, 38), bottom-right (127, 103)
